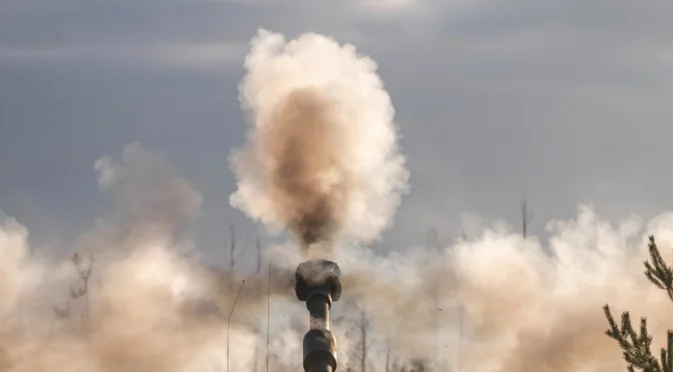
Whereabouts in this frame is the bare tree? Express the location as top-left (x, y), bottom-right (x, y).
top-left (251, 254), bottom-right (268, 372)
top-left (409, 359), bottom-right (427, 372)
top-left (70, 252), bottom-right (94, 321)
top-left (357, 309), bottom-right (370, 372)
top-left (460, 229), bottom-right (468, 241)
top-left (227, 224), bottom-right (236, 270)
top-left (426, 228), bottom-right (440, 251)
top-left (256, 234), bottom-right (262, 274)
top-left (53, 302), bottom-right (70, 319)
top-left (426, 228), bottom-right (443, 368)
top-left (227, 280), bottom-right (245, 372)
top-left (457, 305), bottom-right (465, 371)
top-left (225, 224), bottom-right (254, 272)
top-left (334, 301), bottom-right (371, 372)
top-left (267, 261), bottom-right (272, 372)
top-left (385, 339), bottom-right (392, 372)
top-left (521, 196), bottom-right (533, 238)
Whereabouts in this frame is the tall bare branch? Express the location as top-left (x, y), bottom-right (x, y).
top-left (521, 196), bottom-right (533, 238)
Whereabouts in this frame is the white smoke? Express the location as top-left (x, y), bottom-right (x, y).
top-left (0, 144), bottom-right (300, 372)
top-left (330, 205), bottom-right (673, 372)
top-left (229, 29), bottom-right (409, 251)
top-left (0, 217), bottom-right (41, 319)
top-left (2, 29), bottom-right (673, 372)
top-left (92, 143), bottom-right (202, 248)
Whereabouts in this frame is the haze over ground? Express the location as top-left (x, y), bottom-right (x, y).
top-left (2, 1), bottom-right (673, 371)
top-left (2, 0), bottom-right (673, 256)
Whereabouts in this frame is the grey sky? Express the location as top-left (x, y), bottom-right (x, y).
top-left (1, 0), bottom-right (673, 263)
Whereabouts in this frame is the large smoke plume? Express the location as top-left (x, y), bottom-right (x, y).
top-left (229, 29), bottom-right (409, 253)
top-left (2, 29), bottom-right (673, 372)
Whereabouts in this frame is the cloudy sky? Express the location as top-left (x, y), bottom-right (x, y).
top-left (1, 0), bottom-right (672, 260)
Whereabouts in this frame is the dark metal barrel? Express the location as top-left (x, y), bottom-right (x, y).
top-left (295, 259), bottom-right (342, 372)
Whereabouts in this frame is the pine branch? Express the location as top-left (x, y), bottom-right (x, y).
top-left (604, 235), bottom-right (673, 372)
top-left (644, 236), bottom-right (673, 302)
top-left (603, 305), bottom-right (662, 371)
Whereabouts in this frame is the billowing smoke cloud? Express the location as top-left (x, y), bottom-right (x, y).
top-left (4, 30), bottom-right (673, 372)
top-left (8, 174), bottom-right (673, 372)
top-left (229, 29), bottom-right (409, 253)
top-left (90, 142), bottom-right (203, 251)
top-left (0, 144), bottom-right (302, 372)
top-left (332, 205), bottom-right (673, 372)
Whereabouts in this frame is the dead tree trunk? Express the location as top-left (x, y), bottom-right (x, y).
top-left (385, 339), bottom-right (391, 372)
top-left (227, 224), bottom-right (236, 270)
top-left (69, 253), bottom-right (94, 327)
top-left (256, 234), bottom-right (262, 274)
top-left (521, 197), bottom-right (533, 238)
top-left (359, 310), bottom-right (368, 372)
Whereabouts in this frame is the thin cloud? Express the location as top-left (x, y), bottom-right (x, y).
top-left (0, 42), bottom-right (247, 69)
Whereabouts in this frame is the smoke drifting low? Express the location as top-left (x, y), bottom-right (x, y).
top-left (229, 29), bottom-right (409, 252)
top-left (3, 29), bottom-right (673, 372)
top-left (0, 144), bottom-right (302, 372)
top-left (323, 206), bottom-right (673, 372)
